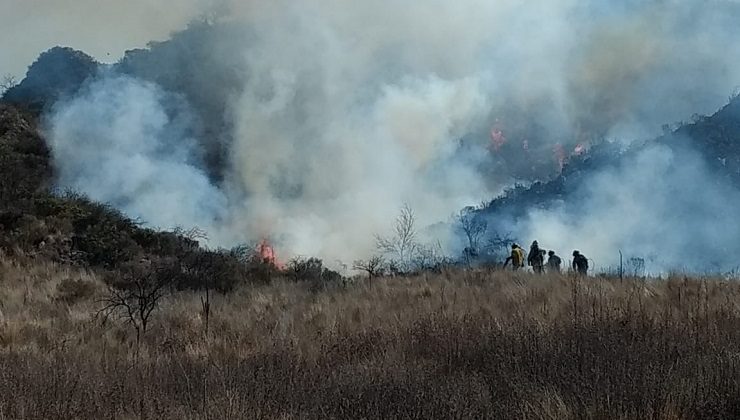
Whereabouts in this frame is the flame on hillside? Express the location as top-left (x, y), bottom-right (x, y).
top-left (574, 143), bottom-right (586, 155)
top-left (257, 239), bottom-right (283, 269)
top-left (490, 128), bottom-right (506, 151)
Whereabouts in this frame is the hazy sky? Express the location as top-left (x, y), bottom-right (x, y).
top-left (0, 0), bottom-right (206, 79)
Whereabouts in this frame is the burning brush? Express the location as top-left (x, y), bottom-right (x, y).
top-left (257, 239), bottom-right (284, 269)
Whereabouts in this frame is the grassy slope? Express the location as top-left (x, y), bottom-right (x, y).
top-left (1, 251), bottom-right (739, 419)
top-left (3, 60), bottom-right (740, 419)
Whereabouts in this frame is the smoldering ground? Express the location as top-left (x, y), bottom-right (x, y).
top-left (19, 0), bottom-right (740, 268)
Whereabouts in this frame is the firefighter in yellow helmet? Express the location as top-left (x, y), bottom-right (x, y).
top-left (503, 243), bottom-right (525, 271)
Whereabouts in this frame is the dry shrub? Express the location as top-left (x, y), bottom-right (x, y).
top-left (54, 278), bottom-right (97, 304)
top-left (0, 261), bottom-right (739, 419)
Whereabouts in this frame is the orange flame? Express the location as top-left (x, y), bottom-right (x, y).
top-left (574, 143), bottom-right (586, 155)
top-left (258, 239), bottom-right (283, 269)
top-left (490, 128), bottom-right (506, 151)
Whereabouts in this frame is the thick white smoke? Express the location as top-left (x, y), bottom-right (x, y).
top-left (25, 0), bottom-right (740, 267)
top-left (521, 141), bottom-right (740, 274)
top-left (47, 76), bottom-right (227, 231)
top-left (229, 73), bottom-right (489, 260)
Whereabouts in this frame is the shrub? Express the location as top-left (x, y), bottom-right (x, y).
top-left (288, 257), bottom-right (342, 284)
top-left (55, 278), bottom-right (97, 304)
top-left (100, 261), bottom-right (173, 347)
top-left (130, 228), bottom-right (200, 258)
top-left (173, 249), bottom-right (247, 293)
top-left (72, 222), bottom-right (141, 268)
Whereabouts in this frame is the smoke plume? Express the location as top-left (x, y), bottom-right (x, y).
top-left (47, 75), bottom-right (227, 231)
top-left (520, 141), bottom-right (740, 274)
top-left (20, 0), bottom-right (740, 267)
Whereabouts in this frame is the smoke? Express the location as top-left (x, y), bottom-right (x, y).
top-left (229, 72), bottom-right (489, 260)
top-left (521, 141), bottom-right (740, 273)
top-left (24, 0), bottom-right (740, 266)
top-left (47, 75), bottom-right (227, 231)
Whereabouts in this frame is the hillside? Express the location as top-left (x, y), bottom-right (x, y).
top-left (3, 102), bottom-right (740, 417)
top-left (3, 32), bottom-right (740, 272)
top-left (0, 103), bottom-right (277, 292)
top-left (2, 47), bottom-right (99, 112)
top-left (0, 105), bottom-right (51, 203)
top-left (475, 95), bottom-right (740, 272)
top-left (480, 95), bottom-right (740, 222)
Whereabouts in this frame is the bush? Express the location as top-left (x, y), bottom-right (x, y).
top-left (130, 228), bottom-right (200, 258)
top-left (55, 278), bottom-right (97, 304)
top-left (0, 105), bottom-right (51, 206)
top-left (172, 249), bottom-right (247, 293)
top-left (47, 196), bottom-right (140, 267)
top-left (72, 222), bottom-right (141, 268)
top-left (287, 257), bottom-right (342, 283)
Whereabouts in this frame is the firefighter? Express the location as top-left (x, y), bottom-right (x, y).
top-left (528, 240), bottom-right (545, 274)
top-left (572, 250), bottom-right (589, 275)
top-left (547, 250), bottom-right (562, 273)
top-left (503, 243), bottom-right (525, 271)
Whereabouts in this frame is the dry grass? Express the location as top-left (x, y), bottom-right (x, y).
top-left (1, 252), bottom-right (740, 419)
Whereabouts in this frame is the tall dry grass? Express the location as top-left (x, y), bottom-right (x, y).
top-left (1, 252), bottom-right (739, 419)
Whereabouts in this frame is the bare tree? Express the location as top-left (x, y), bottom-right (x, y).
top-left (173, 225), bottom-right (209, 241)
top-left (456, 207), bottom-right (487, 258)
top-left (486, 232), bottom-right (515, 263)
top-left (730, 85), bottom-right (740, 103)
top-left (353, 255), bottom-right (385, 279)
top-left (376, 204), bottom-right (418, 271)
top-left (287, 256), bottom-right (324, 281)
top-left (0, 74), bottom-right (16, 96)
top-left (98, 264), bottom-right (173, 350)
top-left (412, 241), bottom-right (450, 272)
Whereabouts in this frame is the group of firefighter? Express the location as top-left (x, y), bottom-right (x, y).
top-left (503, 240), bottom-right (589, 275)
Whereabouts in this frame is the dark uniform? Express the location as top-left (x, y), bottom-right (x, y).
top-left (572, 250), bottom-right (588, 275)
top-left (528, 241), bottom-right (544, 274)
top-left (547, 251), bottom-right (561, 273)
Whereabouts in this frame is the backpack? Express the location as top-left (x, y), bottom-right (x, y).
top-left (513, 248), bottom-right (524, 266)
top-left (529, 246), bottom-right (542, 264)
